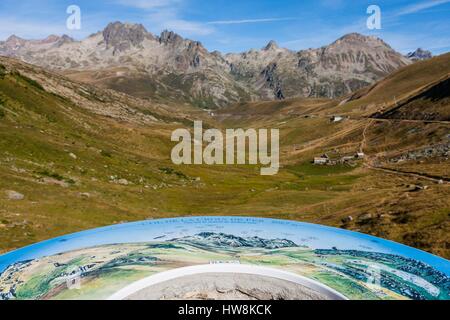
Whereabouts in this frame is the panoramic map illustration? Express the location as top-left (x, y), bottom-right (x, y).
top-left (1, 217), bottom-right (449, 300)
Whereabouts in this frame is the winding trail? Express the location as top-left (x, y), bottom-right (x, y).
top-left (360, 119), bottom-right (449, 184)
top-left (367, 118), bottom-right (450, 125)
top-left (364, 164), bottom-right (449, 184)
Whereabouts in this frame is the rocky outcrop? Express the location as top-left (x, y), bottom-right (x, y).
top-left (260, 62), bottom-right (284, 99)
top-left (406, 48), bottom-right (433, 61)
top-left (388, 143), bottom-right (450, 164)
top-left (264, 40), bottom-right (279, 51)
top-left (159, 30), bottom-right (184, 46)
top-left (5, 190), bottom-right (24, 200)
top-left (0, 23), bottom-right (412, 107)
top-left (102, 22), bottom-right (154, 54)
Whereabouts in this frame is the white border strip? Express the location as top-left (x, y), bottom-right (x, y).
top-left (108, 264), bottom-right (348, 300)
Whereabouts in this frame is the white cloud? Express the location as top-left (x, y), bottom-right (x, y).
top-left (397, 0), bottom-right (450, 16)
top-left (207, 17), bottom-right (296, 25)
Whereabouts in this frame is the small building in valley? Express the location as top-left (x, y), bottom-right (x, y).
top-left (314, 154), bottom-right (330, 165)
top-left (355, 152), bottom-right (365, 159)
top-left (330, 116), bottom-right (344, 123)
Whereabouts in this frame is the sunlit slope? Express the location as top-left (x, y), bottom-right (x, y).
top-left (338, 52), bottom-right (450, 119)
top-left (374, 76), bottom-right (450, 121)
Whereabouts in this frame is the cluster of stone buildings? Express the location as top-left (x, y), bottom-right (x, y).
top-left (313, 152), bottom-right (365, 165)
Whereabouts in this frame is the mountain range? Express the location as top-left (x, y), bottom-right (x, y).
top-left (170, 232), bottom-right (298, 249)
top-left (0, 21), bottom-right (413, 108)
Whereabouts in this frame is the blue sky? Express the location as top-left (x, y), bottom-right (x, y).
top-left (0, 0), bottom-right (449, 54)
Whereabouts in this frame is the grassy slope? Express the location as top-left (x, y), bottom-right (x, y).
top-left (337, 52), bottom-right (450, 118)
top-left (376, 76), bottom-right (450, 121)
top-left (0, 58), bottom-right (365, 254)
top-left (0, 55), bottom-right (449, 258)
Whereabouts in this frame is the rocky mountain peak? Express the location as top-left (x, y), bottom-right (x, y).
top-left (211, 50), bottom-right (222, 58)
top-left (324, 32), bottom-right (397, 57)
top-left (3, 35), bottom-right (27, 52)
top-left (332, 33), bottom-right (389, 48)
top-left (61, 34), bottom-right (75, 42)
top-left (406, 48), bottom-right (433, 61)
top-left (187, 40), bottom-right (205, 51)
top-left (41, 35), bottom-right (61, 43)
top-left (337, 33), bottom-right (372, 43)
top-left (5, 35), bottom-right (25, 45)
top-left (159, 30), bottom-right (207, 61)
top-left (264, 40), bottom-right (279, 51)
top-left (102, 21), bottom-right (153, 53)
top-left (159, 30), bottom-right (184, 45)
top-left (55, 35), bottom-right (75, 47)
